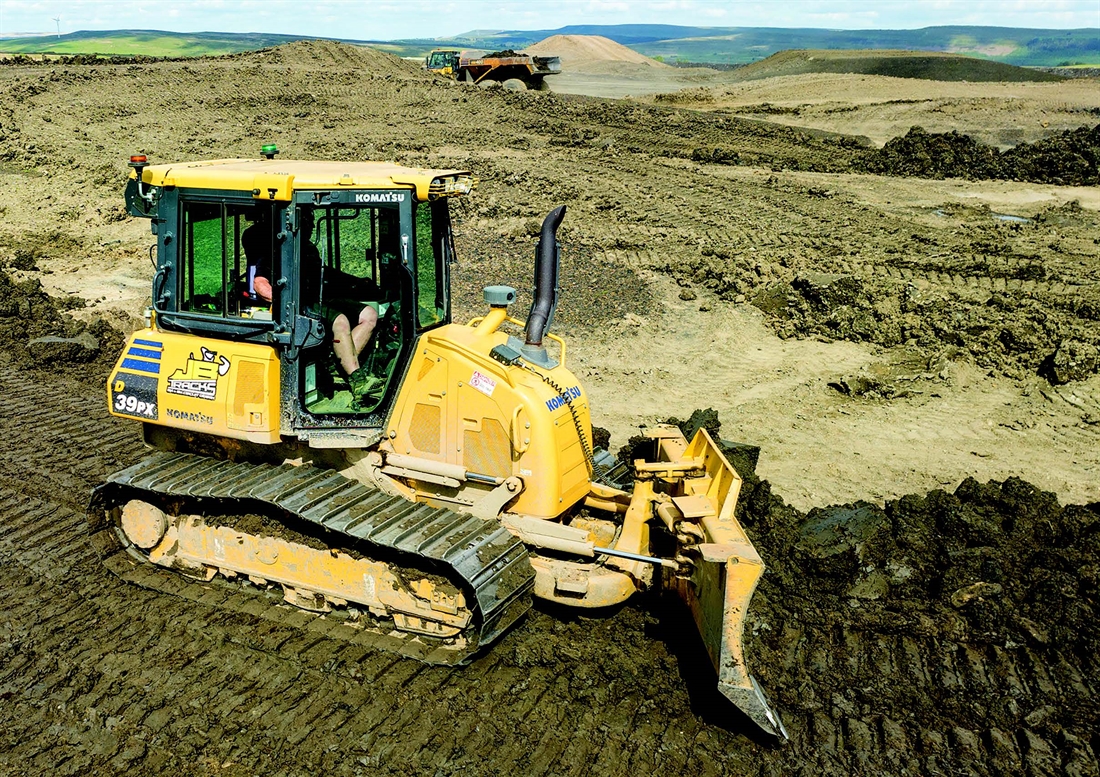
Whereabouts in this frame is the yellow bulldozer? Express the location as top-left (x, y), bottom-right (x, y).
top-left (89, 148), bottom-right (785, 737)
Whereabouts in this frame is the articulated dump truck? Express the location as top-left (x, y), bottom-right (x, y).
top-left (89, 148), bottom-right (786, 737)
top-left (425, 48), bottom-right (561, 91)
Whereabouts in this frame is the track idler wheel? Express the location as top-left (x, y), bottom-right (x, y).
top-left (119, 500), bottom-right (168, 549)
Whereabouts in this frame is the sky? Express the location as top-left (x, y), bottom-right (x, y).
top-left (1, 0), bottom-right (1097, 40)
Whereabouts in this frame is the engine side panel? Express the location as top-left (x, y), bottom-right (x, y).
top-left (387, 322), bottom-right (592, 519)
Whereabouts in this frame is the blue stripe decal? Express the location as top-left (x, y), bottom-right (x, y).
top-left (133, 339), bottom-right (163, 349)
top-left (121, 358), bottom-right (161, 374)
top-left (126, 347), bottom-right (162, 360)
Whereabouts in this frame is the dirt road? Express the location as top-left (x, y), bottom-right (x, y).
top-left (0, 40), bottom-right (1097, 775)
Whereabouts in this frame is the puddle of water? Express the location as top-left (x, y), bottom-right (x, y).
top-left (991, 212), bottom-right (1030, 223)
top-left (932, 208), bottom-right (1031, 224)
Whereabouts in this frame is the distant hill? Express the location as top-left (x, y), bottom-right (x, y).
top-left (450, 24), bottom-right (1100, 67)
top-left (0, 29), bottom-right (383, 58)
top-left (1, 25), bottom-right (1096, 68)
top-left (731, 49), bottom-right (1065, 83)
top-left (453, 24), bottom-right (725, 46)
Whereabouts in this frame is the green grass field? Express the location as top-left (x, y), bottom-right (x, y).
top-left (0, 29), bottom-right (337, 58)
top-left (2, 34), bottom-right (232, 57)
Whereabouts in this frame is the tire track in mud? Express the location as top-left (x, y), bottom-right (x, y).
top-left (842, 259), bottom-right (1098, 297)
top-left (0, 430), bottom-right (717, 774)
top-left (767, 619), bottom-right (1100, 776)
top-left (0, 370), bottom-right (140, 506)
top-left (2, 363), bottom-right (1097, 775)
top-left (0, 488), bottom-right (469, 775)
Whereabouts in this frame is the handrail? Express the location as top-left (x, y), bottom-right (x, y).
top-left (510, 404), bottom-right (529, 454)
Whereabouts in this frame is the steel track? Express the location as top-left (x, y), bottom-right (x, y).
top-left (88, 451), bottom-right (535, 665)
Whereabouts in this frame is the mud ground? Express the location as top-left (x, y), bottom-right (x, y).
top-left (1, 343), bottom-right (1096, 776)
top-left (0, 41), bottom-right (1098, 775)
top-left (634, 71), bottom-right (1100, 149)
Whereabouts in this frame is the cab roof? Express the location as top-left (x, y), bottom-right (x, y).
top-left (129, 158), bottom-right (474, 202)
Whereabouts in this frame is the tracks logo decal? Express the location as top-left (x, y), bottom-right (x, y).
top-left (166, 347), bottom-right (231, 401)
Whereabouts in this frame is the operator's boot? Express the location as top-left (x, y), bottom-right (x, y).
top-left (347, 365), bottom-right (384, 408)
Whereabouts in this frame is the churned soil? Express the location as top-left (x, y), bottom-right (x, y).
top-left (0, 333), bottom-right (1096, 775)
top-left (862, 124), bottom-right (1100, 186)
top-left (0, 40), bottom-right (1098, 775)
top-left (0, 268), bottom-right (122, 375)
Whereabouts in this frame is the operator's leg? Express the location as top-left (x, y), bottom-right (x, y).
top-left (331, 313), bottom-right (359, 375)
top-left (350, 306), bottom-right (378, 361)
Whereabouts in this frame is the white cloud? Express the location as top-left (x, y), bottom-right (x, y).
top-left (586, 0), bottom-right (631, 12)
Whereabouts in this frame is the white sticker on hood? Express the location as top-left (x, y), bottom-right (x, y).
top-left (470, 370), bottom-right (496, 397)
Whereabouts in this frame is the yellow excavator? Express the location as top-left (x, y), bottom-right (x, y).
top-left (89, 148), bottom-right (785, 737)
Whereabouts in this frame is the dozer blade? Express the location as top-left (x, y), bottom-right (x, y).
top-left (659, 429), bottom-right (787, 738)
top-left (684, 543), bottom-right (787, 737)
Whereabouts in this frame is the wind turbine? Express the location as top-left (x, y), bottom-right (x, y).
top-left (54, 16), bottom-right (61, 38)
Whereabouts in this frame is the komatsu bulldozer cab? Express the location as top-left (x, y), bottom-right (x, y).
top-left (285, 191), bottom-right (455, 424)
top-left (122, 153), bottom-right (470, 445)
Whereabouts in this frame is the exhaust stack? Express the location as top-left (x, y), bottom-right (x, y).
top-left (524, 205), bottom-right (566, 349)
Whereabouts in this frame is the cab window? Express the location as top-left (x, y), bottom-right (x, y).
top-left (428, 51), bottom-right (454, 69)
top-left (297, 203), bottom-right (405, 417)
top-left (179, 201), bottom-right (266, 317)
top-left (311, 205), bottom-right (401, 290)
top-left (415, 199), bottom-right (452, 329)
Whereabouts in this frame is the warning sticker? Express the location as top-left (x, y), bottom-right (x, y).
top-left (470, 370), bottom-right (497, 397)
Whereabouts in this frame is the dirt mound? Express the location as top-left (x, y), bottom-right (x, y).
top-left (529, 34), bottom-right (668, 69)
top-left (599, 409), bottom-right (1100, 774)
top-left (733, 49), bottom-right (1063, 83)
top-left (0, 269), bottom-right (121, 374)
top-left (1002, 124), bottom-right (1100, 186)
top-left (864, 124), bottom-right (1100, 186)
top-left (864, 126), bottom-right (1003, 179)
top-left (742, 469), bottom-right (1100, 774)
top-left (233, 39), bottom-right (421, 75)
top-left (748, 474), bottom-right (1100, 656)
top-left (0, 53), bottom-right (168, 67)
